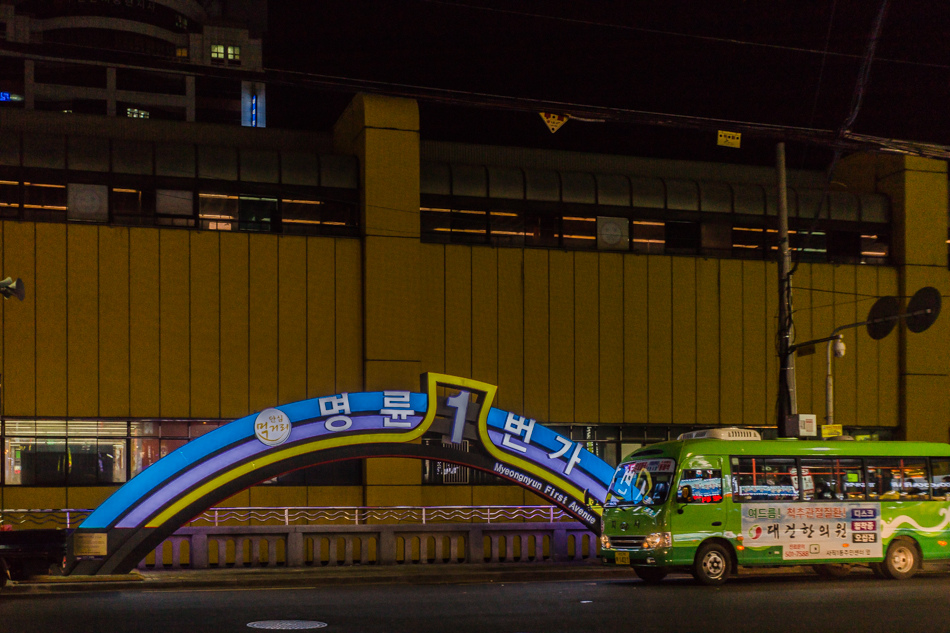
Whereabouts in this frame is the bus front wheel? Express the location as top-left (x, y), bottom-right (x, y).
top-left (882, 537), bottom-right (919, 580)
top-left (693, 542), bottom-right (731, 586)
top-left (633, 566), bottom-right (668, 583)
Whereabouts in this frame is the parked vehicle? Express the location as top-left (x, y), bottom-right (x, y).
top-left (601, 427), bottom-right (950, 585)
top-left (0, 526), bottom-right (70, 589)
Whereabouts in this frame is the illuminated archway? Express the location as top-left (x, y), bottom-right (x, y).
top-left (72, 374), bottom-right (613, 575)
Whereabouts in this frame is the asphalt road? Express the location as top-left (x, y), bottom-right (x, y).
top-left (2, 572), bottom-right (949, 633)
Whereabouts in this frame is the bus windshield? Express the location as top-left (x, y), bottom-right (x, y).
top-left (606, 458), bottom-right (676, 506)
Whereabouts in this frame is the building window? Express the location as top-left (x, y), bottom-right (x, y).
top-left (175, 15), bottom-right (188, 30)
top-left (211, 44), bottom-right (225, 62)
top-left (227, 46), bottom-right (241, 63)
top-left (176, 47), bottom-right (189, 59)
top-left (127, 107), bottom-right (149, 119)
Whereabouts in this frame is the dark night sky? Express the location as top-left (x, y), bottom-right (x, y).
top-left (263, 1), bottom-right (950, 169)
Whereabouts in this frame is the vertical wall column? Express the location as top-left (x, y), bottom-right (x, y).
top-left (333, 93), bottom-right (424, 504)
top-left (840, 154), bottom-right (949, 442)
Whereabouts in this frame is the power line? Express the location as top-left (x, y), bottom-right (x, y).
top-left (418, 0), bottom-right (950, 71)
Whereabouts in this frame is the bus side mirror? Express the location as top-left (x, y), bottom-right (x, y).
top-left (676, 486), bottom-right (693, 512)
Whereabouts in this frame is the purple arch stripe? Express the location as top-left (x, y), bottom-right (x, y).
top-left (117, 414), bottom-right (425, 528)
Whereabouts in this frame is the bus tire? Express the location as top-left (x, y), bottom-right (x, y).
top-left (633, 566), bottom-right (668, 583)
top-left (882, 537), bottom-right (919, 580)
top-left (693, 542), bottom-right (731, 586)
top-left (813, 563), bottom-right (851, 579)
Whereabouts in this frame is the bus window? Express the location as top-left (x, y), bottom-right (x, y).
top-left (799, 458), bottom-right (834, 500)
top-left (837, 458), bottom-right (866, 500)
top-left (867, 458), bottom-right (929, 500)
top-left (607, 458), bottom-right (676, 506)
top-left (932, 459), bottom-right (950, 500)
top-left (677, 469), bottom-right (723, 503)
top-left (902, 459), bottom-right (929, 499)
top-left (799, 458), bottom-right (865, 501)
top-left (731, 457), bottom-right (798, 502)
top-left (867, 459), bottom-right (901, 499)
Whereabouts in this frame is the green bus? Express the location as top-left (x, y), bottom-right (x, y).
top-left (600, 428), bottom-right (950, 585)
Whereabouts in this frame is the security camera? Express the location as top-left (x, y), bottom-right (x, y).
top-left (833, 338), bottom-right (846, 358)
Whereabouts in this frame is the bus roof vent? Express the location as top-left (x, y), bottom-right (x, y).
top-left (677, 427), bottom-right (762, 441)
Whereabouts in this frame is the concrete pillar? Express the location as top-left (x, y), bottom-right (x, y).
top-left (838, 154), bottom-right (950, 442)
top-left (332, 93), bottom-right (423, 503)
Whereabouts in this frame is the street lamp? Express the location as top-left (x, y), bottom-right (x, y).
top-left (788, 287), bottom-right (941, 431)
top-left (0, 277), bottom-right (24, 301)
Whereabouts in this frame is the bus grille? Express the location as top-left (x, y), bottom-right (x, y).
top-left (609, 535), bottom-right (646, 549)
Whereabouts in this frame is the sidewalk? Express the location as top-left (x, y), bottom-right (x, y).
top-left (3, 560), bottom-right (640, 594)
top-left (5, 560), bottom-right (946, 594)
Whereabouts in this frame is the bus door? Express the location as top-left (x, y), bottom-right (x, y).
top-left (674, 457), bottom-right (726, 542)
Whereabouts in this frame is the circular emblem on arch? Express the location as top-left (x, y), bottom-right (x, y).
top-left (254, 408), bottom-right (292, 447)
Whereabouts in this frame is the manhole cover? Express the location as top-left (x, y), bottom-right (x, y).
top-left (247, 622), bottom-right (328, 630)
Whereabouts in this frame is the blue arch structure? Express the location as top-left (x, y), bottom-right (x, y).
top-left (71, 374), bottom-right (614, 575)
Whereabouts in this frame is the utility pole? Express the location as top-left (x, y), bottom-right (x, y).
top-left (776, 143), bottom-right (796, 436)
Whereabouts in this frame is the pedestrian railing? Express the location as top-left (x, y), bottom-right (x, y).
top-left (138, 522), bottom-right (597, 570)
top-left (0, 505), bottom-right (574, 529)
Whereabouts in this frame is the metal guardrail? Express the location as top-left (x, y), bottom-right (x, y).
top-left (0, 506), bottom-right (575, 529)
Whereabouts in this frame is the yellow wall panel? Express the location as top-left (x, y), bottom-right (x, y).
top-left (695, 258), bottom-right (720, 425)
top-left (421, 486), bottom-right (473, 508)
top-left (3, 222), bottom-right (35, 416)
top-left (189, 231), bottom-right (220, 418)
top-left (671, 257), bottom-right (696, 424)
top-left (833, 267), bottom-right (857, 425)
top-left (249, 486), bottom-right (308, 508)
top-left (647, 257), bottom-right (672, 424)
top-left (67, 487), bottom-right (117, 511)
top-left (472, 486), bottom-right (525, 507)
top-left (444, 246), bottom-right (472, 379)
top-left (366, 456), bottom-right (419, 486)
top-left (496, 248), bottom-right (524, 413)
top-left (854, 266), bottom-right (880, 426)
top-left (248, 234), bottom-right (278, 413)
top-left (98, 227), bottom-right (130, 416)
top-left (67, 224), bottom-right (99, 416)
top-left (741, 261), bottom-right (767, 425)
top-left (159, 230), bottom-right (190, 417)
top-left (523, 249), bottom-right (549, 421)
top-left (791, 265), bottom-right (813, 417)
top-left (598, 253), bottom-right (623, 424)
top-left (877, 269), bottom-right (900, 428)
top-left (365, 485), bottom-right (422, 507)
top-left (35, 223), bottom-right (67, 417)
top-left (129, 229), bottom-right (160, 417)
top-left (363, 236), bottom-right (421, 368)
top-left (305, 237), bottom-right (337, 398)
top-left (419, 244), bottom-right (445, 375)
top-left (4, 488), bottom-right (66, 513)
top-left (809, 265), bottom-right (835, 424)
top-left (471, 246), bottom-right (498, 386)
top-left (719, 259), bottom-right (743, 424)
top-left (765, 261), bottom-right (779, 423)
top-left (278, 236), bottom-right (307, 406)
top-left (623, 256), bottom-right (649, 423)
top-left (902, 265), bottom-right (950, 376)
top-left (548, 251), bottom-right (574, 421)
top-left (334, 239), bottom-right (362, 392)
top-left (307, 486), bottom-right (363, 509)
top-left (219, 232), bottom-right (249, 418)
top-left (573, 252), bottom-right (599, 422)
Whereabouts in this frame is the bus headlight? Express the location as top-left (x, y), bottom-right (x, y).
top-left (642, 532), bottom-right (672, 549)
top-left (600, 534), bottom-right (611, 549)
